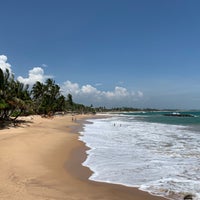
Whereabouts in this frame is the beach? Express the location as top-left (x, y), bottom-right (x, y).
top-left (0, 114), bottom-right (166, 200)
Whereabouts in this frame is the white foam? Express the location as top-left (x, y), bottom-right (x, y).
top-left (79, 116), bottom-right (200, 200)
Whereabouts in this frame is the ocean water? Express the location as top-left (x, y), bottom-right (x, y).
top-left (79, 112), bottom-right (200, 200)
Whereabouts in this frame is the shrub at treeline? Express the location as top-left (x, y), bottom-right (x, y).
top-left (0, 68), bottom-right (95, 121)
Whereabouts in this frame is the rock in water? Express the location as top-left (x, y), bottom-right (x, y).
top-left (184, 194), bottom-right (193, 200)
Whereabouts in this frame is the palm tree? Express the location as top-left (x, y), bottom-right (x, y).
top-left (32, 81), bottom-right (45, 99)
top-left (0, 69), bottom-right (15, 120)
top-left (31, 79), bottom-right (66, 115)
top-left (11, 81), bottom-right (32, 120)
top-left (0, 69), bottom-right (7, 118)
top-left (0, 68), bottom-right (31, 121)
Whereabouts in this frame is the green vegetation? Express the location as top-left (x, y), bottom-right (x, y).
top-left (0, 68), bottom-right (95, 125)
top-left (0, 69), bottom-right (32, 121)
top-left (31, 79), bottom-right (65, 115)
top-left (95, 106), bottom-right (159, 112)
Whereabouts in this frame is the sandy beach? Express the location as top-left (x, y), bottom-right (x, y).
top-left (0, 114), bottom-right (167, 200)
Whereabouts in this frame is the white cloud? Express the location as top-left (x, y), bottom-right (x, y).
top-left (0, 55), bottom-right (12, 73)
top-left (0, 54), bottom-right (143, 107)
top-left (61, 80), bottom-right (143, 107)
top-left (17, 67), bottom-right (53, 86)
top-left (0, 55), bottom-right (52, 86)
top-left (95, 83), bottom-right (103, 86)
top-left (137, 91), bottom-right (144, 97)
top-left (81, 84), bottom-right (100, 94)
top-left (41, 64), bottom-right (48, 68)
top-left (62, 80), bottom-right (80, 95)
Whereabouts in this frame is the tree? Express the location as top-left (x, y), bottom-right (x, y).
top-left (0, 68), bottom-right (31, 121)
top-left (11, 81), bottom-right (32, 120)
top-left (0, 69), bottom-right (7, 116)
top-left (67, 93), bottom-right (73, 106)
top-left (31, 79), bottom-right (66, 115)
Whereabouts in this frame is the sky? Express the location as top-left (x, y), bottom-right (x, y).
top-left (1, 0), bottom-right (200, 109)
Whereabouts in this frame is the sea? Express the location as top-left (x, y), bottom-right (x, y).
top-left (79, 111), bottom-right (200, 200)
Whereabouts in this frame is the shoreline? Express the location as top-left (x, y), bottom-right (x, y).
top-left (0, 114), bottom-right (167, 200)
top-left (67, 115), bottom-right (167, 200)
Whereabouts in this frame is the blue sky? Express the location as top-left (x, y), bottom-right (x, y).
top-left (1, 0), bottom-right (200, 109)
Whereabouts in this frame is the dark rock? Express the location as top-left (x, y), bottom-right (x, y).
top-left (184, 194), bottom-right (193, 200)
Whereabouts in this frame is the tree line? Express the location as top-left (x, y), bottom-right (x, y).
top-left (0, 68), bottom-right (95, 123)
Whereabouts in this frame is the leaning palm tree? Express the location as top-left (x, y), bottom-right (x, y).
top-left (32, 81), bottom-right (45, 100)
top-left (10, 81), bottom-right (32, 120)
top-left (0, 68), bottom-right (14, 120)
top-left (0, 68), bottom-right (31, 121)
top-left (31, 81), bottom-right (45, 114)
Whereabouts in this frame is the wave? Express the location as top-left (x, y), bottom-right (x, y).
top-left (79, 115), bottom-right (200, 200)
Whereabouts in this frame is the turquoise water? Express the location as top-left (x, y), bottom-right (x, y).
top-left (124, 111), bottom-right (200, 126)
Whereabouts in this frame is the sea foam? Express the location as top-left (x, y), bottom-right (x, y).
top-left (79, 115), bottom-right (200, 200)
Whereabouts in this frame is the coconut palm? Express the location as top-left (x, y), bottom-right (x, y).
top-left (0, 68), bottom-right (31, 121)
top-left (31, 78), bottom-right (66, 115)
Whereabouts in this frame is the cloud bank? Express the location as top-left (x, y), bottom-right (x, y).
top-left (17, 67), bottom-right (53, 85)
top-left (0, 55), bottom-right (143, 107)
top-left (0, 55), bottom-right (12, 73)
top-left (61, 80), bottom-right (143, 107)
top-left (18, 67), bottom-right (144, 107)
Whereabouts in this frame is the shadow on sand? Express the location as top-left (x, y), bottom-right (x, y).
top-left (0, 119), bottom-right (33, 130)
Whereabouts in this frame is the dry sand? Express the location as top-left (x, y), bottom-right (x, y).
top-left (0, 114), bottom-right (167, 200)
